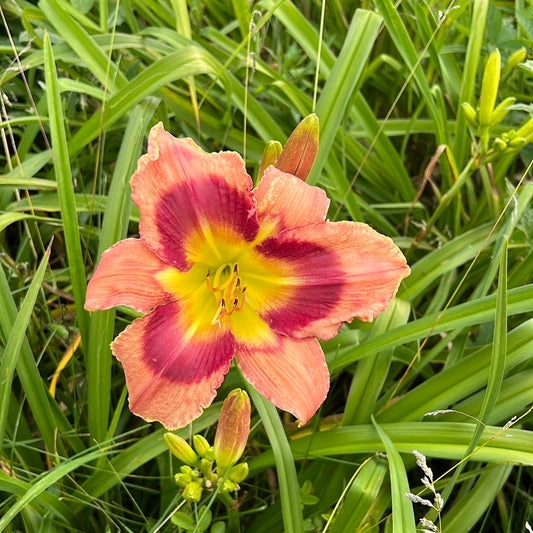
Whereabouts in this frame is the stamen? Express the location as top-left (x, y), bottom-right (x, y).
top-left (207, 263), bottom-right (247, 324)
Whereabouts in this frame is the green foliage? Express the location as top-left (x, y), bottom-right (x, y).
top-left (1, 0), bottom-right (532, 531)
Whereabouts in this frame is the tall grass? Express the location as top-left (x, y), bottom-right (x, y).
top-left (1, 0), bottom-right (532, 531)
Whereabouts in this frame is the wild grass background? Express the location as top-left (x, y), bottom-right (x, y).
top-left (1, 0), bottom-right (532, 531)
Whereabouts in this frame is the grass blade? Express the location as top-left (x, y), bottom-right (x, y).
top-left (372, 417), bottom-right (416, 533)
top-left (246, 385), bottom-right (304, 533)
top-left (308, 9), bottom-right (382, 185)
top-left (43, 31), bottom-right (89, 347)
top-left (0, 246), bottom-right (50, 455)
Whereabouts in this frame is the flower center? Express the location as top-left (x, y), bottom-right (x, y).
top-left (206, 263), bottom-right (247, 326)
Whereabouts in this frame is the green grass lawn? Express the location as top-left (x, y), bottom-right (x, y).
top-left (1, 0), bottom-right (532, 531)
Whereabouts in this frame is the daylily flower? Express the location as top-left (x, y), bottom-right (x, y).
top-left (85, 123), bottom-right (410, 429)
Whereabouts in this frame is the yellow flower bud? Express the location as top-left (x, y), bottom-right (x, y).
top-left (479, 49), bottom-right (501, 127)
top-left (220, 478), bottom-right (240, 493)
top-left (175, 472), bottom-right (193, 488)
top-left (508, 137), bottom-right (526, 149)
top-left (257, 140), bottom-right (282, 181)
top-left (193, 434), bottom-right (212, 458)
top-left (461, 102), bottom-right (478, 127)
top-left (492, 137), bottom-right (507, 151)
top-left (276, 113), bottom-right (319, 181)
top-left (164, 433), bottom-right (199, 466)
top-left (228, 462), bottom-right (249, 483)
top-left (214, 389), bottom-right (251, 475)
top-left (489, 96), bottom-right (516, 126)
top-left (515, 117), bottom-right (533, 144)
top-left (183, 481), bottom-right (203, 503)
top-left (503, 47), bottom-right (527, 73)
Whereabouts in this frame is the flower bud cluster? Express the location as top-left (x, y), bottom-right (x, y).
top-left (163, 389), bottom-right (251, 505)
top-left (460, 47), bottom-right (531, 159)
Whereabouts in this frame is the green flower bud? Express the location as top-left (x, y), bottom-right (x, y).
top-left (214, 389), bottom-right (251, 475)
top-left (503, 47), bottom-right (527, 73)
top-left (276, 113), bottom-right (319, 181)
top-left (479, 49), bottom-right (501, 126)
top-left (175, 472), bottom-right (193, 488)
top-left (508, 137), bottom-right (527, 149)
top-left (183, 481), bottom-right (203, 503)
top-left (515, 117), bottom-right (533, 144)
top-left (489, 97), bottom-right (516, 126)
top-left (257, 140), bottom-right (282, 181)
top-left (228, 462), bottom-right (249, 483)
top-left (220, 478), bottom-right (240, 493)
top-left (164, 433), bottom-right (199, 466)
top-left (193, 434), bottom-right (212, 458)
top-left (461, 102), bottom-right (478, 127)
top-left (180, 465), bottom-right (196, 476)
top-left (492, 137), bottom-right (507, 151)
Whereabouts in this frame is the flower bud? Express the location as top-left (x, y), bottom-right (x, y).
top-left (183, 481), bottom-right (203, 503)
top-left (503, 47), bottom-right (527, 73)
top-left (508, 137), bottom-right (526, 149)
top-left (175, 472), bottom-right (193, 488)
top-left (461, 102), bottom-right (478, 127)
top-left (228, 462), bottom-right (249, 483)
top-left (515, 117), bottom-right (533, 144)
top-left (164, 433), bottom-right (199, 466)
top-left (276, 113), bottom-right (319, 181)
top-left (492, 137), bottom-right (507, 151)
top-left (479, 49), bottom-right (501, 126)
top-left (489, 96), bottom-right (516, 126)
top-left (220, 478), bottom-right (240, 493)
top-left (257, 140), bottom-right (282, 181)
top-left (214, 389), bottom-right (251, 475)
top-left (193, 434), bottom-right (212, 458)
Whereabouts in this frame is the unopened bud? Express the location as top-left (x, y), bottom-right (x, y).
top-left (193, 434), bottom-right (212, 459)
top-left (228, 462), bottom-right (249, 483)
top-left (257, 140), bottom-right (282, 181)
top-left (503, 47), bottom-right (527, 73)
top-left (183, 481), bottom-right (203, 503)
top-left (508, 137), bottom-right (527, 149)
top-left (479, 49), bottom-right (501, 126)
top-left (489, 96), bottom-right (516, 126)
top-left (515, 117), bottom-right (533, 144)
top-left (492, 137), bottom-right (507, 151)
top-left (220, 478), bottom-right (240, 493)
top-left (461, 102), bottom-right (478, 127)
top-left (276, 113), bottom-right (319, 180)
top-left (164, 433), bottom-right (199, 466)
top-left (175, 472), bottom-right (193, 488)
top-left (214, 389), bottom-right (251, 475)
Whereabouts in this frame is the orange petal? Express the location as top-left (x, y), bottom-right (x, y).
top-left (254, 166), bottom-right (329, 237)
top-left (85, 238), bottom-right (173, 313)
top-left (236, 333), bottom-right (329, 424)
top-left (131, 123), bottom-right (258, 270)
top-left (255, 221), bottom-right (410, 340)
top-left (111, 301), bottom-right (235, 429)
